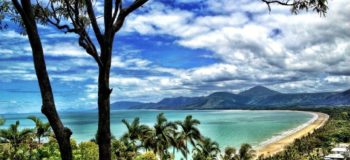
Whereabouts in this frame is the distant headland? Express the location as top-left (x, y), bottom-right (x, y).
top-left (110, 86), bottom-right (350, 110)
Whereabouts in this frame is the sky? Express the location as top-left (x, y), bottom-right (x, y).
top-left (1, 0), bottom-right (350, 113)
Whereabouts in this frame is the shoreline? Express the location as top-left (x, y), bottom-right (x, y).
top-left (256, 111), bottom-right (329, 157)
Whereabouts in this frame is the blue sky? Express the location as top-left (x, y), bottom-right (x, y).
top-left (1, 0), bottom-right (350, 113)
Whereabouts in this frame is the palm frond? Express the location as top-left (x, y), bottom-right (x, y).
top-left (0, 117), bottom-right (5, 126)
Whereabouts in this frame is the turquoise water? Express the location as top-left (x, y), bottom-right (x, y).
top-left (1, 110), bottom-right (313, 149)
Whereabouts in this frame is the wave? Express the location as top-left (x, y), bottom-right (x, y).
top-left (255, 111), bottom-right (318, 149)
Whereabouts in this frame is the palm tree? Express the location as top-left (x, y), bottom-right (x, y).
top-left (193, 137), bottom-right (220, 159)
top-left (112, 138), bottom-right (137, 160)
top-left (0, 121), bottom-right (33, 151)
top-left (141, 129), bottom-right (158, 154)
top-left (176, 115), bottom-right (202, 149)
top-left (221, 146), bottom-right (237, 160)
top-left (0, 117), bottom-right (4, 126)
top-left (153, 113), bottom-right (177, 159)
top-left (176, 115), bottom-right (201, 159)
top-left (138, 125), bottom-right (155, 150)
top-left (27, 116), bottom-right (51, 144)
top-left (171, 131), bottom-right (188, 159)
top-left (121, 117), bottom-right (150, 148)
top-left (237, 143), bottom-right (255, 160)
top-left (121, 117), bottom-right (154, 158)
top-left (345, 146), bottom-right (350, 160)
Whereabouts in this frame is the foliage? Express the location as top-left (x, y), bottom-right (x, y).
top-left (261, 0), bottom-right (328, 16)
top-left (219, 144), bottom-right (255, 160)
top-left (0, 117), bottom-right (4, 126)
top-left (27, 116), bottom-right (51, 144)
top-left (237, 143), bottom-right (255, 160)
top-left (134, 151), bottom-right (157, 160)
top-left (0, 121), bottom-right (33, 150)
top-left (0, 0), bottom-right (330, 159)
top-left (176, 115), bottom-right (201, 150)
top-left (0, 113), bottom-right (257, 159)
top-left (261, 107), bottom-right (350, 160)
top-left (152, 113), bottom-right (178, 159)
top-left (0, 1), bottom-right (11, 30)
top-left (193, 137), bottom-right (220, 159)
top-left (221, 146), bottom-right (236, 160)
top-left (2, 108), bottom-right (350, 160)
top-left (121, 117), bottom-right (150, 149)
top-left (111, 138), bottom-right (137, 160)
top-left (76, 141), bottom-right (99, 160)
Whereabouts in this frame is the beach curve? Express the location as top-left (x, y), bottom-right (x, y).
top-left (256, 111), bottom-right (329, 158)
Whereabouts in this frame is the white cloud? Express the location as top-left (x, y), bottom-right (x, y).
top-left (0, 49), bottom-right (14, 54)
top-left (0, 30), bottom-right (27, 39)
top-left (43, 42), bottom-right (87, 57)
top-left (114, 0), bottom-right (350, 97)
top-left (2, 0), bottom-right (350, 107)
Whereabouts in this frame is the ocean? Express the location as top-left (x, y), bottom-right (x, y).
top-left (1, 110), bottom-right (313, 149)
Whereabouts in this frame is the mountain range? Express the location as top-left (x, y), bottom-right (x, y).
top-left (111, 86), bottom-right (350, 110)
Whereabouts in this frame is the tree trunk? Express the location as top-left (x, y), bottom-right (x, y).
top-left (97, 74), bottom-right (111, 159)
top-left (173, 147), bottom-right (176, 158)
top-left (11, 0), bottom-right (72, 159)
top-left (97, 46), bottom-right (112, 160)
top-left (186, 140), bottom-right (188, 160)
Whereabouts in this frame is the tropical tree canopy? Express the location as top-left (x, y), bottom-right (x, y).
top-left (153, 113), bottom-right (177, 158)
top-left (176, 115), bottom-right (201, 146)
top-left (0, 0), bottom-right (329, 159)
top-left (221, 146), bottom-right (237, 160)
top-left (0, 121), bottom-right (33, 150)
top-left (122, 117), bottom-right (149, 143)
top-left (193, 137), bottom-right (220, 159)
top-left (238, 143), bottom-right (256, 160)
top-left (0, 117), bottom-right (5, 126)
top-left (28, 116), bottom-right (51, 144)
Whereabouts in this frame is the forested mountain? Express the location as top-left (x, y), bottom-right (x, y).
top-left (111, 86), bottom-right (350, 110)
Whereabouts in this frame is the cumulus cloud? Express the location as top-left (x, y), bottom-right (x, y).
top-left (1, 0), bottom-right (350, 112)
top-left (118, 0), bottom-right (350, 95)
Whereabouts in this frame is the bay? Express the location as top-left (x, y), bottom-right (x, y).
top-left (1, 110), bottom-right (313, 149)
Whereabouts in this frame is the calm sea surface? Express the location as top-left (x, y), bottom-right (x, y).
top-left (1, 110), bottom-right (313, 149)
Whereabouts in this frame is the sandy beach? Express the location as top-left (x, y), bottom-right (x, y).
top-left (257, 111), bottom-right (329, 157)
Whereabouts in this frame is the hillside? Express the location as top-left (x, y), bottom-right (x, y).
top-left (322, 89), bottom-right (350, 105)
top-left (111, 86), bottom-right (350, 110)
top-left (239, 85), bottom-right (281, 97)
top-left (111, 101), bottom-right (145, 110)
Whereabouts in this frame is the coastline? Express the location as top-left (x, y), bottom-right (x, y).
top-left (256, 111), bottom-right (329, 157)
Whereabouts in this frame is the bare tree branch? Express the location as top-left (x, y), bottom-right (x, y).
top-left (261, 0), bottom-right (294, 12)
top-left (112, 0), bottom-right (121, 24)
top-left (104, 0), bottom-right (113, 33)
top-left (123, 0), bottom-right (148, 16)
top-left (11, 0), bottom-right (29, 26)
top-left (34, 0), bottom-right (103, 68)
top-left (85, 0), bottom-right (103, 45)
top-left (79, 31), bottom-right (104, 68)
top-left (261, 0), bottom-right (294, 6)
top-left (113, 0), bottom-right (148, 33)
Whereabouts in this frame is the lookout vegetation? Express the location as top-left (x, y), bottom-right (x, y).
top-left (0, 0), bottom-right (328, 160)
top-left (0, 114), bottom-right (257, 160)
top-left (1, 108), bottom-right (350, 160)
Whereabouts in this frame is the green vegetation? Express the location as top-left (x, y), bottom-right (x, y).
top-left (0, 114), bottom-right (255, 160)
top-left (193, 137), bottom-right (220, 160)
top-left (1, 107), bottom-right (349, 160)
top-left (0, 117), bottom-right (4, 126)
top-left (27, 116), bottom-right (51, 144)
top-left (260, 107), bottom-right (350, 160)
top-left (0, 0), bottom-right (329, 159)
